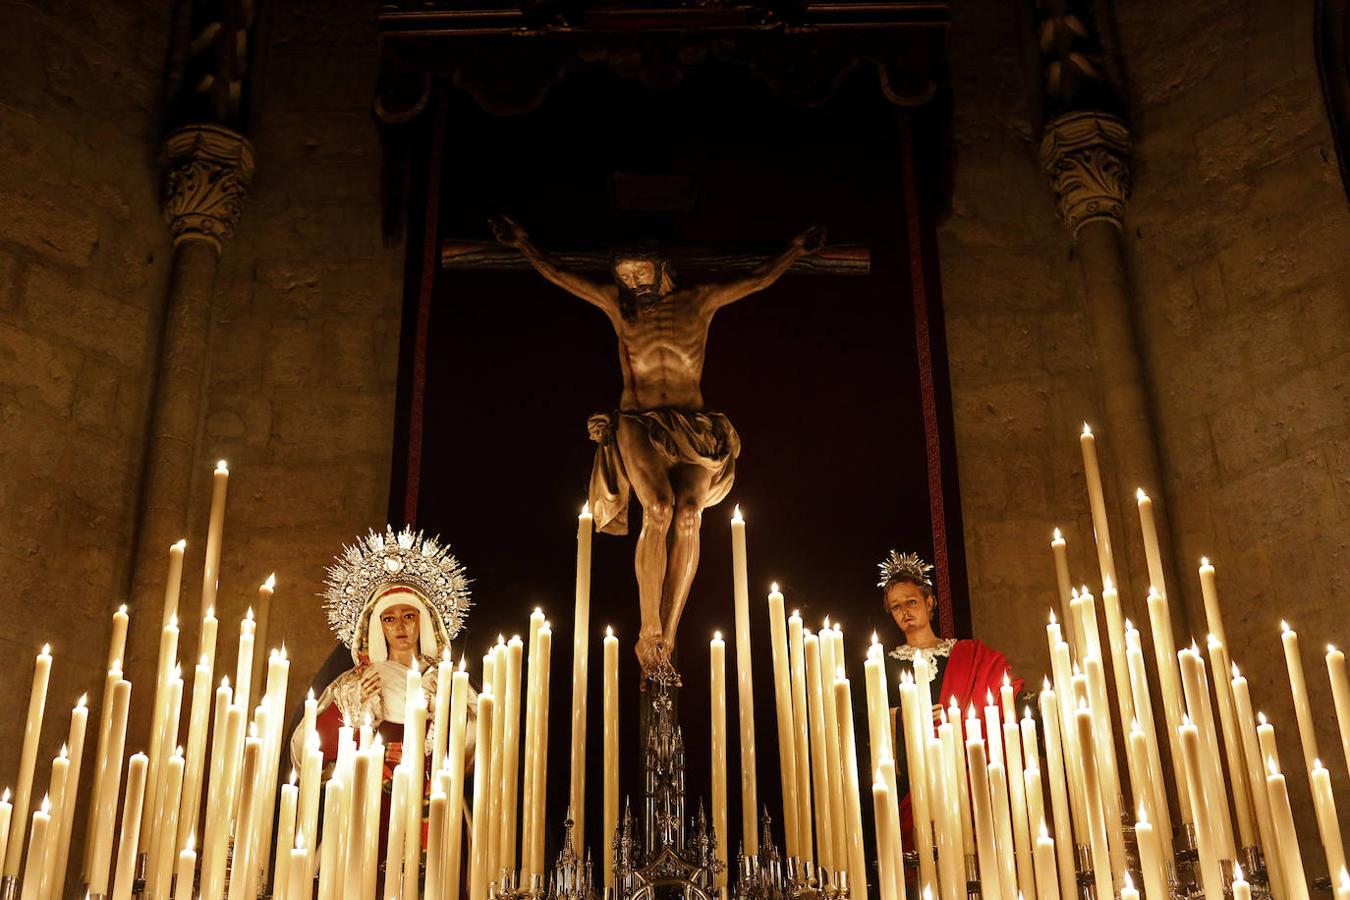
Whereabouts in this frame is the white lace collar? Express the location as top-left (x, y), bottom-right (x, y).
top-left (887, 638), bottom-right (957, 661)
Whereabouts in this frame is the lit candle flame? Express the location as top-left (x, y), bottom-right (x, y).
top-left (40, 643), bottom-right (50, 656)
top-left (986, 689), bottom-right (994, 707)
top-left (1231, 662), bottom-right (1241, 678)
top-left (458, 657), bottom-right (466, 673)
top-left (1049, 609), bottom-right (1057, 625)
top-left (1200, 556), bottom-right (1211, 568)
top-left (1124, 617), bottom-right (1133, 631)
top-left (1136, 487), bottom-right (1147, 502)
top-left (173, 538), bottom-right (187, 551)
top-left (581, 501), bottom-right (591, 517)
top-left (1124, 873), bottom-right (1135, 892)
top-left (1103, 575), bottom-right (1113, 591)
top-left (1281, 619), bottom-right (1291, 634)
top-left (732, 504), bottom-right (743, 523)
top-left (1258, 711), bottom-right (1267, 726)
top-left (76, 693), bottom-right (88, 709)
top-left (206, 606), bottom-right (215, 619)
top-left (1042, 676), bottom-right (1051, 691)
top-left (58, 744), bottom-right (67, 760)
top-left (290, 768), bottom-right (299, 785)
top-left (40, 794), bottom-right (50, 814)
top-left (245, 607), bottom-right (255, 621)
top-left (1082, 422), bottom-right (1092, 436)
top-left (1138, 801), bottom-right (1148, 825)
top-left (216, 459), bottom-right (229, 473)
top-left (1331, 645), bottom-right (1339, 654)
top-left (1266, 756), bottom-right (1279, 776)
top-left (1, 788), bottom-right (9, 803)
top-left (186, 832), bottom-right (196, 853)
top-left (605, 625), bottom-right (613, 638)
top-left (1233, 863), bottom-right (1244, 882)
top-left (263, 573), bottom-right (276, 591)
top-left (118, 603), bottom-right (128, 614)
top-left (1052, 527), bottom-right (1063, 541)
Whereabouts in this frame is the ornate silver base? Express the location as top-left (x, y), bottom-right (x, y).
top-left (0, 875), bottom-right (17, 900)
top-left (964, 854), bottom-right (979, 898)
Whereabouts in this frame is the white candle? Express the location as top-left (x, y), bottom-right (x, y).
top-left (1125, 640), bottom-right (1173, 859)
top-left (108, 603), bottom-right (130, 670)
top-left (1197, 558), bottom-right (1226, 648)
top-left (1233, 864), bottom-right (1252, 900)
top-left (143, 614), bottom-right (181, 860)
top-left (603, 628), bottom-right (619, 889)
top-left (767, 584), bottom-right (800, 857)
top-left (86, 612), bottom-right (126, 882)
top-left (404, 663), bottom-right (429, 900)
top-left (175, 835), bottom-right (197, 900)
top-left (787, 610), bottom-right (813, 861)
top-left (1231, 669), bottom-right (1287, 900)
top-left (273, 780), bottom-right (299, 900)
top-left (710, 631), bottom-right (730, 890)
top-left (987, 760), bottom-right (1017, 900)
top-left (486, 639), bottom-right (506, 885)
top-left (434, 651), bottom-right (454, 780)
top-left (1121, 872), bottom-right (1140, 900)
top-left (288, 836), bottom-right (310, 900)
top-left (88, 677), bottom-right (132, 896)
top-left (819, 620), bottom-right (847, 876)
top-left (446, 659), bottom-right (470, 900)
top-left (834, 674), bottom-right (868, 900)
top-left (1144, 587), bottom-right (1190, 823)
top-left (384, 765), bottom-right (409, 900)
top-left (235, 608), bottom-right (257, 719)
top-left (470, 687), bottom-right (495, 900)
top-left (1327, 646), bottom-right (1350, 782)
top-left (45, 694), bottom-right (85, 898)
top-left (1281, 621), bottom-right (1321, 778)
top-left (251, 575), bottom-right (277, 722)
top-left (345, 749), bottom-right (372, 900)
top-left (966, 737), bottom-right (1002, 900)
top-left (570, 504), bottom-right (593, 851)
top-left (229, 730), bottom-right (264, 900)
top-left (948, 700), bottom-right (974, 856)
top-left (1179, 647), bottom-right (1236, 858)
top-left (199, 461), bottom-right (230, 633)
top-left (1181, 719), bottom-right (1224, 900)
top-left (1266, 758), bottom-right (1310, 900)
top-left (1311, 760), bottom-right (1346, 882)
top-left (520, 608), bottom-right (544, 877)
top-left (1205, 635), bottom-right (1255, 848)
top-left (1036, 685), bottom-right (1078, 900)
top-left (872, 777), bottom-right (899, 900)
top-left (299, 735), bottom-right (322, 874)
top-left (1032, 822), bottom-right (1058, 900)
top-left (499, 636), bottom-right (522, 882)
top-left (1075, 702), bottom-right (1113, 900)
top-left (1001, 717), bottom-right (1033, 900)
top-left (1079, 423), bottom-right (1118, 586)
top-left (729, 506), bottom-right (759, 855)
top-left (900, 675), bottom-right (936, 894)
top-left (148, 749), bottom-right (185, 900)
top-left (1134, 489), bottom-right (1167, 598)
top-left (17, 797), bottom-right (49, 900)
top-left (112, 754), bottom-right (149, 900)
top-left (316, 780), bottom-right (343, 900)
top-left (426, 790), bottom-right (448, 900)
top-left (1135, 803), bottom-right (1168, 900)
top-left (530, 624), bottom-right (553, 877)
top-left (5, 645), bottom-right (51, 879)
top-left (178, 653), bottom-right (215, 854)
top-left (36, 748), bottom-right (66, 900)
top-left (804, 633), bottom-right (836, 879)
top-left (1050, 528), bottom-right (1077, 653)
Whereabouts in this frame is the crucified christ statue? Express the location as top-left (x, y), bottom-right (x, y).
top-left (491, 215), bottom-right (825, 672)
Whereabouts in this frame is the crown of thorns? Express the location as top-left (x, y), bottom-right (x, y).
top-left (876, 550), bottom-right (934, 590)
top-left (322, 526), bottom-right (472, 648)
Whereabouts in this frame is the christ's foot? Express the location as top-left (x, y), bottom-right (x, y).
top-left (636, 631), bottom-right (680, 682)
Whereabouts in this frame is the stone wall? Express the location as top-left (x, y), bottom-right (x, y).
top-left (941, 0), bottom-right (1350, 862)
top-left (0, 0), bottom-right (174, 808)
top-left (190, 0), bottom-right (404, 701)
top-left (1119, 0), bottom-right (1350, 859)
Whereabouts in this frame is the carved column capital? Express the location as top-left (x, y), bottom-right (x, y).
top-left (1039, 111), bottom-right (1131, 237)
top-left (162, 124), bottom-right (256, 250)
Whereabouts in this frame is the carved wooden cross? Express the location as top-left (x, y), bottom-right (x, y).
top-left (441, 239), bottom-right (870, 276)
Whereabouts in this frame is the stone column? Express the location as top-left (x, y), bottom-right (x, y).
top-left (1040, 111), bottom-right (1194, 629)
top-left (130, 124), bottom-right (254, 633)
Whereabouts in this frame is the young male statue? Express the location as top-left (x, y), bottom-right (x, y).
top-left (491, 216), bottom-right (825, 671)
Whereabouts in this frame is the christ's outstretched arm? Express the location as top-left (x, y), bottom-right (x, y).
top-left (702, 224), bottom-right (826, 310)
top-left (490, 215), bottom-right (618, 314)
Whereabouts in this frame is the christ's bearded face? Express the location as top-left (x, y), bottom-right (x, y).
top-left (613, 258), bottom-right (665, 302)
top-left (379, 603), bottom-right (421, 656)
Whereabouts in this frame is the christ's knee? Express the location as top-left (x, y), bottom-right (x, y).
top-left (674, 499), bottom-right (702, 535)
top-left (644, 496), bottom-right (675, 532)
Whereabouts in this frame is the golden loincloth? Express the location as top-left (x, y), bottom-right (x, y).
top-left (586, 408), bottom-right (741, 536)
